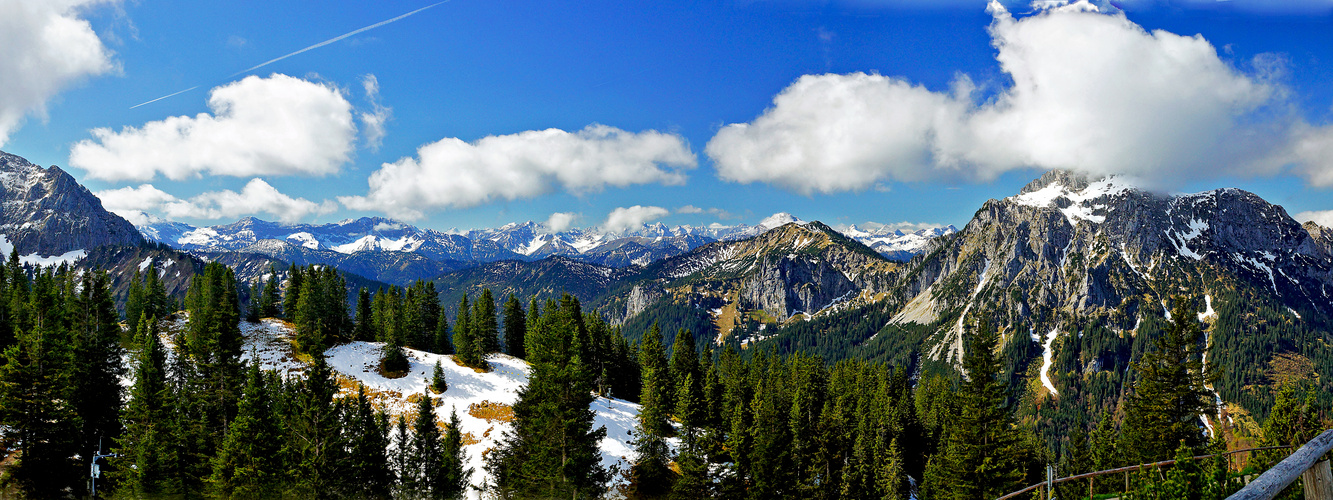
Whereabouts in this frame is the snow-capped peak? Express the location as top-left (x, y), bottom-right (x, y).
top-left (758, 212), bottom-right (805, 230)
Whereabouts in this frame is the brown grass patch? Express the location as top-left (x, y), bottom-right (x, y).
top-left (468, 400), bottom-right (515, 423)
top-left (377, 359), bottom-right (409, 379)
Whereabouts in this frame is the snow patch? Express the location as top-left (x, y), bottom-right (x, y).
top-left (1039, 329), bottom-right (1059, 396)
top-left (138, 257), bottom-right (154, 272)
top-left (1197, 295), bottom-right (1216, 321)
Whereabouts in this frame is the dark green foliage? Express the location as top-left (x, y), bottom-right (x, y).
top-left (487, 294), bottom-right (609, 498)
top-left (287, 355), bottom-right (347, 498)
top-left (344, 386), bottom-right (393, 499)
top-left (1123, 297), bottom-right (1215, 463)
top-left (454, 295), bottom-right (480, 367)
top-left (355, 287), bottom-right (375, 341)
top-left (209, 362), bottom-right (285, 498)
top-left (0, 300), bottom-right (81, 495)
top-left (115, 314), bottom-right (172, 496)
top-left (435, 305), bottom-right (454, 355)
top-left (431, 359), bottom-right (448, 393)
top-left (291, 265), bottom-right (351, 355)
top-left (283, 263), bottom-right (302, 319)
top-left (474, 288), bottom-right (500, 355)
top-left (927, 320), bottom-right (1031, 500)
top-left (409, 391), bottom-right (446, 497)
top-left (382, 332), bottom-right (410, 375)
top-left (259, 265), bottom-right (281, 318)
top-left (125, 270), bottom-right (144, 324)
top-left (69, 270), bottom-right (128, 481)
top-left (442, 408), bottom-right (473, 499)
top-left (503, 293), bottom-right (526, 359)
top-left (629, 323), bottom-right (674, 498)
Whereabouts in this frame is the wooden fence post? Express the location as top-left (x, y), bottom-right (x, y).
top-left (1302, 460), bottom-right (1332, 500)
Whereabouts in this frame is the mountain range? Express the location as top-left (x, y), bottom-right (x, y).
top-left (0, 147), bottom-right (1328, 431)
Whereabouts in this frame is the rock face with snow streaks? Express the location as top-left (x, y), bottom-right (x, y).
top-left (0, 150), bottom-right (142, 257)
top-left (887, 169), bottom-right (1333, 368)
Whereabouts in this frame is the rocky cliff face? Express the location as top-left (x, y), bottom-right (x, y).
top-left (885, 170), bottom-right (1333, 368)
top-left (0, 151), bottom-right (142, 257)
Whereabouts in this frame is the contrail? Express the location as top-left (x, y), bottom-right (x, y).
top-left (130, 85), bottom-right (199, 109)
top-left (231, 1), bottom-right (449, 77)
top-left (129, 1), bottom-right (448, 109)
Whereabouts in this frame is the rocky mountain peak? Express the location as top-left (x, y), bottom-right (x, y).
top-left (0, 150), bottom-right (142, 259)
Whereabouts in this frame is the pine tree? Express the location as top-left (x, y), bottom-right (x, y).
top-left (391, 416), bottom-right (415, 496)
top-left (125, 270), bottom-right (145, 324)
top-left (435, 306), bottom-right (454, 355)
top-left (144, 261), bottom-right (170, 319)
top-left (344, 386), bottom-right (393, 499)
top-left (288, 355), bottom-right (348, 497)
top-left (115, 314), bottom-right (172, 496)
top-left (454, 295), bottom-right (477, 367)
top-left (937, 319), bottom-right (1030, 500)
top-left (1123, 297), bottom-right (1214, 463)
top-left (629, 323), bottom-right (674, 497)
top-left (669, 329), bottom-right (701, 424)
top-left (487, 294), bottom-right (608, 498)
top-left (355, 287), bottom-right (375, 342)
top-left (260, 265), bottom-right (281, 318)
top-left (0, 321), bottom-right (81, 495)
top-left (411, 391), bottom-right (446, 498)
top-left (503, 294), bottom-right (526, 359)
top-left (431, 359), bottom-right (449, 393)
top-left (69, 271), bottom-right (127, 488)
top-left (283, 263), bottom-right (303, 319)
top-left (1257, 382), bottom-right (1321, 469)
top-left (442, 408), bottom-right (473, 499)
top-left (474, 288), bottom-right (500, 356)
top-left (209, 361), bottom-right (286, 498)
top-left (382, 327), bottom-right (410, 376)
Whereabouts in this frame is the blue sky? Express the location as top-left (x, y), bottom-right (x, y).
top-left (4, 0), bottom-right (1333, 232)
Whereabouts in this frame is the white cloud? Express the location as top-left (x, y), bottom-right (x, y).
top-left (545, 212), bottom-right (579, 232)
top-left (359, 74), bottom-right (391, 151)
top-left (95, 179), bottom-right (336, 224)
top-left (70, 74), bottom-right (356, 181)
top-left (707, 3), bottom-right (1279, 192)
top-left (0, 0), bottom-right (118, 146)
top-left (340, 124), bottom-right (696, 220)
top-left (676, 205), bottom-right (736, 219)
top-left (372, 221), bottom-right (404, 232)
top-left (1282, 123), bottom-right (1333, 188)
top-left (1295, 210), bottom-right (1333, 229)
top-left (603, 205), bottom-right (670, 233)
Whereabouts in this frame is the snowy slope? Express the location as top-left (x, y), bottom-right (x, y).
top-left (159, 318), bottom-right (646, 498)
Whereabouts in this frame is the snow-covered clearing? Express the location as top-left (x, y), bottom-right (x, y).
top-left (149, 318), bottom-right (645, 498)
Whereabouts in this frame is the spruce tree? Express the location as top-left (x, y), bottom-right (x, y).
top-left (344, 386), bottom-right (393, 498)
top-left (69, 271), bottom-right (127, 480)
top-left (283, 263), bottom-right (303, 319)
top-left (1123, 297), bottom-right (1214, 463)
top-left (487, 294), bottom-right (608, 498)
top-left (382, 327), bottom-right (410, 376)
top-left (669, 329), bottom-right (701, 424)
top-left (115, 314), bottom-right (172, 496)
top-left (454, 295), bottom-right (476, 366)
top-left (209, 361), bottom-right (286, 498)
top-left (354, 287), bottom-right (375, 342)
top-left (144, 262), bottom-right (170, 319)
top-left (442, 408), bottom-right (473, 499)
top-left (938, 319), bottom-right (1029, 499)
top-left (431, 359), bottom-right (449, 393)
top-left (474, 288), bottom-right (500, 355)
top-left (391, 416), bottom-right (415, 496)
top-left (502, 293), bottom-right (526, 359)
top-left (629, 323), bottom-right (674, 497)
top-left (0, 321), bottom-right (80, 495)
top-left (260, 265), bottom-right (281, 318)
top-left (435, 306), bottom-right (454, 354)
top-left (125, 270), bottom-right (145, 325)
top-left (288, 355), bottom-right (348, 497)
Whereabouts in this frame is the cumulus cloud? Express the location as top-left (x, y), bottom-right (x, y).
top-left (95, 179), bottom-right (336, 224)
top-left (603, 205), bottom-right (670, 233)
top-left (359, 74), bottom-right (392, 151)
top-left (70, 74), bottom-right (356, 181)
top-left (545, 212), bottom-right (579, 232)
top-left (0, 0), bottom-right (118, 146)
top-left (340, 124), bottom-right (696, 220)
top-left (707, 2), bottom-right (1284, 192)
top-left (1295, 210), bottom-right (1333, 229)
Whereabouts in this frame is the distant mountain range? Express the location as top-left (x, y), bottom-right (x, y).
top-left (134, 211), bottom-right (955, 285)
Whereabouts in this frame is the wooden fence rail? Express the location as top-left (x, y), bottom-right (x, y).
top-left (1227, 429), bottom-right (1333, 500)
top-left (996, 445), bottom-right (1296, 500)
